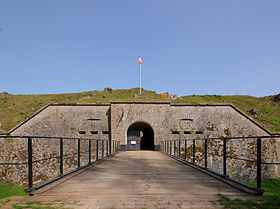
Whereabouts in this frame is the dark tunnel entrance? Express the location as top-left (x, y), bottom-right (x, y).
top-left (126, 122), bottom-right (154, 151)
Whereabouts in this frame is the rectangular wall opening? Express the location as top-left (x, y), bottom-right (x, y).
top-left (102, 131), bottom-right (109, 134)
top-left (78, 131), bottom-right (86, 134)
top-left (184, 131), bottom-right (192, 134)
top-left (172, 131), bottom-right (180, 134)
top-left (180, 118), bottom-right (193, 121)
top-left (91, 131), bottom-right (98, 134)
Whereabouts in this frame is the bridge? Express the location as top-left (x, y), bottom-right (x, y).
top-left (24, 151), bottom-right (251, 208)
top-left (1, 135), bottom-right (280, 208)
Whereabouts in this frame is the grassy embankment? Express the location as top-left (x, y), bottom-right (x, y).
top-left (217, 178), bottom-right (280, 208)
top-left (247, 178), bottom-right (280, 197)
top-left (217, 193), bottom-right (280, 209)
top-left (0, 88), bottom-right (279, 134)
top-left (0, 182), bottom-right (26, 199)
top-left (0, 182), bottom-right (82, 208)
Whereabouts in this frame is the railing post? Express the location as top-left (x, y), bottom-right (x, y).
top-left (108, 141), bottom-right (110, 156)
top-left (60, 138), bottom-right (63, 175)
top-left (27, 137), bottom-right (33, 188)
top-left (78, 139), bottom-right (80, 168)
top-left (169, 141), bottom-right (171, 155)
top-left (184, 140), bottom-right (187, 160)
top-left (257, 137), bottom-right (262, 188)
top-left (102, 140), bottom-right (104, 159)
top-left (178, 140), bottom-right (181, 157)
top-left (118, 141), bottom-right (120, 152)
top-left (204, 139), bottom-right (207, 168)
top-left (193, 140), bottom-right (195, 163)
top-left (88, 139), bottom-right (91, 164)
top-left (109, 140), bottom-right (112, 156)
top-left (96, 140), bottom-right (99, 161)
top-left (106, 140), bottom-right (109, 157)
top-left (223, 138), bottom-right (227, 176)
top-left (174, 140), bottom-right (176, 156)
top-left (112, 141), bottom-right (114, 154)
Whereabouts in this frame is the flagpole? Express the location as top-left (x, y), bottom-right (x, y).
top-left (140, 62), bottom-right (142, 95)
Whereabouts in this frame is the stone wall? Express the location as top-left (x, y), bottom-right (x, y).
top-left (110, 102), bottom-right (171, 146)
top-left (0, 136), bottom-right (109, 186)
top-left (170, 105), bottom-right (269, 140)
top-left (4, 104), bottom-right (111, 186)
top-left (1, 102), bottom-right (278, 186)
top-left (9, 103), bottom-right (270, 143)
top-left (168, 104), bottom-right (279, 181)
top-left (10, 104), bottom-right (111, 140)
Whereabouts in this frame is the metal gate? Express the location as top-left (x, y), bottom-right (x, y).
top-left (127, 130), bottom-right (141, 150)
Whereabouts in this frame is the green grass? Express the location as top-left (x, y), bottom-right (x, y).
top-left (246, 178), bottom-right (280, 197)
top-left (0, 182), bottom-right (27, 199)
top-left (216, 193), bottom-right (280, 209)
top-left (11, 200), bottom-right (82, 209)
top-left (0, 88), bottom-right (279, 134)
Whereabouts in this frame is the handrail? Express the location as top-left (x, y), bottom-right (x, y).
top-left (160, 135), bottom-right (280, 195)
top-left (0, 136), bottom-right (121, 193)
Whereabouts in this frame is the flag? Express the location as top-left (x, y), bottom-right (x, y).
top-left (138, 57), bottom-right (143, 64)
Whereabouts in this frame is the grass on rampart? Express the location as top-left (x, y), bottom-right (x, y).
top-left (217, 178), bottom-right (280, 208)
top-left (0, 88), bottom-right (279, 134)
top-left (246, 178), bottom-right (280, 197)
top-left (216, 193), bottom-right (280, 209)
top-left (0, 182), bottom-right (26, 199)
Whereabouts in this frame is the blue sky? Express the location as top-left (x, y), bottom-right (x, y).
top-left (0, 1), bottom-right (279, 96)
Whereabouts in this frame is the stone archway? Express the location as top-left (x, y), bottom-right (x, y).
top-left (126, 121), bottom-right (154, 151)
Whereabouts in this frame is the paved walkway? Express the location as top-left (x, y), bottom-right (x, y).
top-left (16, 151), bottom-right (252, 208)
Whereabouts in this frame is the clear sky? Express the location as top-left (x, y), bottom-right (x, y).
top-left (0, 1), bottom-right (279, 96)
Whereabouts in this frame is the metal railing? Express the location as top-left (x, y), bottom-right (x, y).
top-left (0, 136), bottom-right (120, 192)
top-left (160, 135), bottom-right (280, 195)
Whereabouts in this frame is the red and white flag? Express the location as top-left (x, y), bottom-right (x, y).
top-left (138, 57), bottom-right (143, 64)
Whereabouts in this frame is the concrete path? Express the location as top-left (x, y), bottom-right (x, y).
top-left (21, 151), bottom-right (252, 208)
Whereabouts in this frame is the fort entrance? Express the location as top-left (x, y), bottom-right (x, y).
top-left (126, 122), bottom-right (154, 151)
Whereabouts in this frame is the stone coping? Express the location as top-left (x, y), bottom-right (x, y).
top-left (110, 101), bottom-right (171, 104)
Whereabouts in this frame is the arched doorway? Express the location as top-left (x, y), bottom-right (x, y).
top-left (126, 122), bottom-right (154, 151)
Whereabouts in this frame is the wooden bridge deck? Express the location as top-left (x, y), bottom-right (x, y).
top-left (29, 151), bottom-right (251, 208)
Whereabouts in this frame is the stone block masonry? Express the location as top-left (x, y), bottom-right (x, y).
top-left (0, 102), bottom-right (278, 186)
top-left (10, 104), bottom-right (111, 140)
top-left (9, 103), bottom-right (270, 141)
